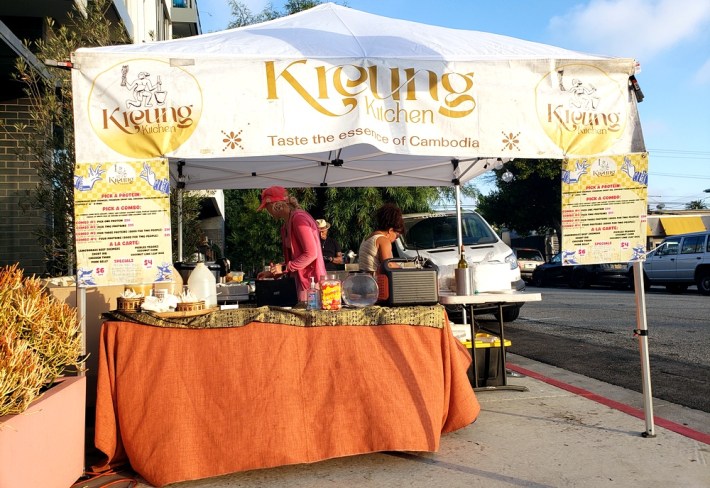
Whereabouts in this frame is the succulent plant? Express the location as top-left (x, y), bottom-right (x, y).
top-left (0, 264), bottom-right (83, 416)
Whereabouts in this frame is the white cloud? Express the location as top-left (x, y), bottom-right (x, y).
top-left (549, 0), bottom-right (710, 60)
top-left (694, 58), bottom-right (710, 85)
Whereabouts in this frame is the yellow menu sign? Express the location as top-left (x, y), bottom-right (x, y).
top-left (74, 158), bottom-right (172, 286)
top-left (561, 153), bottom-right (648, 265)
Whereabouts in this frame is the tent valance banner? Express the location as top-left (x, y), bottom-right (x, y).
top-left (70, 2), bottom-right (645, 190)
top-left (560, 152), bottom-right (648, 265)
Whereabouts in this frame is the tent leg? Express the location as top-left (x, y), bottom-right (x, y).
top-left (177, 188), bottom-right (184, 262)
top-left (76, 283), bottom-right (87, 377)
top-left (633, 261), bottom-right (655, 438)
top-left (454, 184), bottom-right (463, 251)
top-left (454, 183), bottom-right (467, 327)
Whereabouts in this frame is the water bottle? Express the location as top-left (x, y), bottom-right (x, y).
top-left (188, 262), bottom-right (217, 308)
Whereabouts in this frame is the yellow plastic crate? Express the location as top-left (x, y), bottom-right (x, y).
top-left (461, 333), bottom-right (510, 387)
top-left (461, 332), bottom-right (511, 349)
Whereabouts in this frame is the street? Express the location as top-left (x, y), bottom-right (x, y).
top-left (477, 287), bottom-right (710, 413)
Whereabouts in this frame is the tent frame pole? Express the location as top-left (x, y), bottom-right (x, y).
top-left (454, 183), bottom-right (468, 326)
top-left (455, 184), bottom-right (463, 251)
top-left (177, 187), bottom-right (184, 262)
top-left (633, 260), bottom-right (655, 437)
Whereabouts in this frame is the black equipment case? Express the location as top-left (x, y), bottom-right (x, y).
top-left (255, 277), bottom-right (298, 307)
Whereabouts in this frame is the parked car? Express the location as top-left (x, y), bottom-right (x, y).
top-left (514, 247), bottom-right (545, 282)
top-left (393, 210), bottom-right (525, 322)
top-left (531, 252), bottom-right (631, 289)
top-left (642, 231), bottom-right (710, 295)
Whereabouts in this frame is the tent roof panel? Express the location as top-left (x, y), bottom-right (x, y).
top-left (76, 3), bottom-right (614, 62)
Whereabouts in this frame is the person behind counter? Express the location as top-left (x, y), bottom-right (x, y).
top-left (358, 203), bottom-right (404, 273)
top-left (316, 219), bottom-right (343, 271)
top-left (257, 186), bottom-right (326, 302)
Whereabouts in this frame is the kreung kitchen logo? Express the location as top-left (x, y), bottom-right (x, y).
top-left (265, 60), bottom-right (477, 124)
top-left (88, 60), bottom-right (202, 158)
top-left (535, 64), bottom-right (627, 155)
top-left (107, 163), bottom-right (136, 185)
top-left (591, 157), bottom-right (617, 177)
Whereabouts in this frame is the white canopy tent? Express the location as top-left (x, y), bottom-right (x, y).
top-left (70, 3), bottom-right (653, 435)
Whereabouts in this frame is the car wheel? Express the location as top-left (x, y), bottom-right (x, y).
top-left (531, 274), bottom-right (544, 287)
top-left (570, 271), bottom-right (588, 289)
top-left (494, 305), bottom-right (520, 322)
top-left (696, 273), bottom-right (710, 296)
top-left (666, 283), bottom-right (688, 294)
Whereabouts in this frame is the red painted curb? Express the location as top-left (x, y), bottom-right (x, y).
top-left (507, 363), bottom-right (710, 445)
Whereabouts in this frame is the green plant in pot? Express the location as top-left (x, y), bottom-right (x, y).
top-left (0, 264), bottom-right (83, 416)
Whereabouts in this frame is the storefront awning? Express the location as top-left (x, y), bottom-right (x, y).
top-left (659, 217), bottom-right (706, 235)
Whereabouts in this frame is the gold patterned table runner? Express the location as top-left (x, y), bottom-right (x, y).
top-left (103, 304), bottom-right (446, 329)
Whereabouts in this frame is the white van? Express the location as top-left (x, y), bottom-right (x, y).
top-left (642, 231), bottom-right (710, 295)
top-left (393, 210), bottom-right (525, 321)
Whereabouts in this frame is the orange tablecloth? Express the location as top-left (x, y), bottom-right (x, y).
top-left (95, 319), bottom-right (479, 486)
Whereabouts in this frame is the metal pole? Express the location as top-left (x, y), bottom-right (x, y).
top-left (633, 261), bottom-right (655, 437)
top-left (454, 184), bottom-right (463, 251)
top-left (177, 187), bottom-right (184, 262)
top-left (454, 184), bottom-right (468, 326)
top-left (76, 283), bottom-right (87, 377)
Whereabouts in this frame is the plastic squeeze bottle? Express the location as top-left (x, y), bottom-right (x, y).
top-left (307, 277), bottom-right (320, 310)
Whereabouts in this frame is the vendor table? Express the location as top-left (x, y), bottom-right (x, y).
top-left (94, 305), bottom-right (479, 487)
top-left (439, 292), bottom-right (542, 391)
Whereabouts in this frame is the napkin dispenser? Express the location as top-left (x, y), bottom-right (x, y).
top-left (377, 258), bottom-right (439, 306)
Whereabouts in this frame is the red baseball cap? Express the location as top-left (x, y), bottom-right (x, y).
top-left (257, 186), bottom-right (288, 211)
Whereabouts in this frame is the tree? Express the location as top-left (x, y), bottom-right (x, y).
top-left (5, 0), bottom-right (130, 276)
top-left (685, 200), bottom-right (708, 210)
top-left (171, 191), bottom-right (205, 263)
top-left (476, 159), bottom-right (562, 241)
top-left (227, 0), bottom-right (323, 28)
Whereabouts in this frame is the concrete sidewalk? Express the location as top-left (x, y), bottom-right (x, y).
top-left (85, 354), bottom-right (709, 488)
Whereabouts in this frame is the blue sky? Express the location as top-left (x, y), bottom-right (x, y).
top-left (196, 0), bottom-right (710, 210)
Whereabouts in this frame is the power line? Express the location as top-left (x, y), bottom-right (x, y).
top-left (651, 172), bottom-right (710, 179)
top-left (648, 148), bottom-right (710, 155)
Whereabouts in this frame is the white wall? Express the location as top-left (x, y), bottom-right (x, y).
top-left (125, 0), bottom-right (170, 42)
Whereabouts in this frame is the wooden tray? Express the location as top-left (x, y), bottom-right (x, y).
top-left (153, 306), bottom-right (220, 318)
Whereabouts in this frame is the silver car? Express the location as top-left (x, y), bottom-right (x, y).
top-left (642, 231), bottom-right (710, 295)
top-left (514, 247), bottom-right (545, 282)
